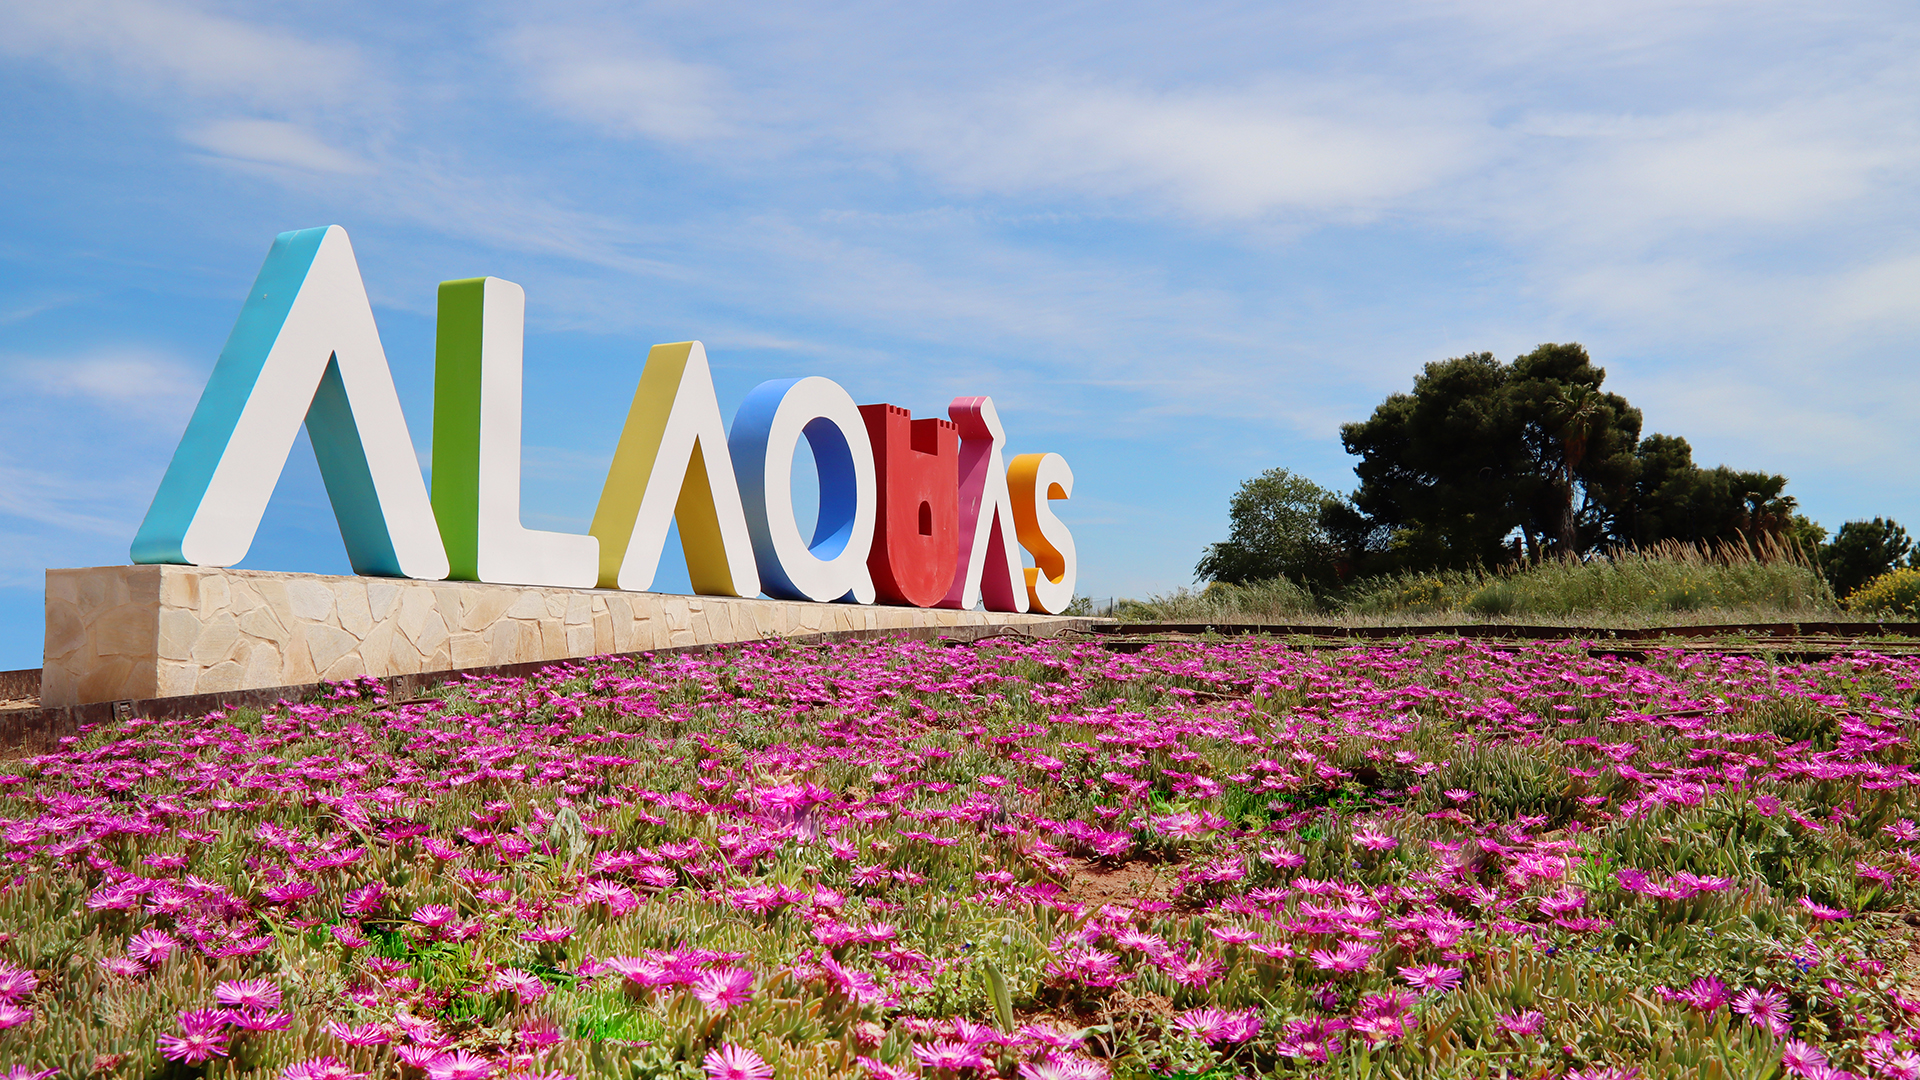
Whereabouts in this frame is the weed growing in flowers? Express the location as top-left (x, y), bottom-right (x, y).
top-left (1, 635), bottom-right (1919, 1079)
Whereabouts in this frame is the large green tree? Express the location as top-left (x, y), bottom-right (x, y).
top-left (1598, 433), bottom-right (1801, 550)
top-left (1338, 344), bottom-right (1641, 568)
top-left (1820, 518), bottom-right (1913, 599)
top-left (1194, 468), bottom-right (1340, 587)
top-left (1332, 342), bottom-right (1808, 572)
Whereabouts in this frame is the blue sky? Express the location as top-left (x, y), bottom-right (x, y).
top-left (1, 0), bottom-right (1917, 669)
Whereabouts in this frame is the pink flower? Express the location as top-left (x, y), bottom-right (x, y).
top-left (411, 904), bottom-right (457, 928)
top-left (912, 1040), bottom-right (988, 1072)
top-left (1150, 811), bottom-right (1214, 840)
top-left (857, 1056), bottom-right (919, 1080)
top-left (1781, 1040), bottom-right (1828, 1077)
top-left (1018, 1057), bottom-right (1111, 1079)
top-left (518, 1017), bottom-right (562, 1049)
top-left (1173, 1007), bottom-right (1262, 1044)
top-left (1399, 964), bottom-right (1463, 994)
top-left (0, 964), bottom-right (39, 1003)
top-left (425, 1050), bottom-right (495, 1080)
top-left (128, 929), bottom-right (178, 965)
top-left (704, 1044), bottom-right (774, 1080)
top-left (1158, 950), bottom-right (1227, 987)
top-left (232, 1009), bottom-right (293, 1031)
top-left (1353, 827), bottom-right (1398, 851)
top-left (342, 882), bottom-right (386, 917)
top-left (0, 1004), bottom-right (31, 1030)
top-left (1797, 896), bottom-right (1850, 921)
top-left (331, 924), bottom-right (371, 949)
top-left (1732, 987), bottom-right (1793, 1036)
top-left (577, 880), bottom-right (641, 916)
top-left (261, 880), bottom-right (321, 905)
top-left (489, 968), bottom-right (549, 1001)
top-left (1110, 928), bottom-right (1168, 957)
top-left (1681, 977), bottom-right (1728, 1011)
top-left (178, 1008), bottom-right (230, 1034)
top-left (98, 956), bottom-right (146, 980)
top-left (1309, 941), bottom-right (1377, 974)
top-left (1045, 946), bottom-right (1129, 988)
top-left (324, 1019), bottom-right (392, 1046)
top-left (282, 1058), bottom-right (370, 1080)
top-left (215, 977), bottom-right (282, 1010)
top-left (157, 1011), bottom-right (229, 1064)
top-left (1174, 1008), bottom-right (1229, 1041)
top-left (1496, 1009), bottom-right (1545, 1037)
top-left (692, 967), bottom-right (756, 1011)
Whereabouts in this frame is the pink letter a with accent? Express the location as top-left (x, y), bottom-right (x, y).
top-left (940, 396), bottom-right (1029, 613)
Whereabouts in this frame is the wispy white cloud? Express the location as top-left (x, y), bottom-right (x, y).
top-left (183, 118), bottom-right (374, 175)
top-left (0, 294), bottom-right (84, 325)
top-left (1823, 252), bottom-right (1920, 330)
top-left (866, 77), bottom-right (1489, 219)
top-left (504, 25), bottom-right (736, 143)
top-left (0, 458), bottom-right (135, 539)
top-left (0, 0), bottom-right (369, 108)
top-left (1500, 101), bottom-right (1917, 242)
top-left (6, 348), bottom-right (203, 421)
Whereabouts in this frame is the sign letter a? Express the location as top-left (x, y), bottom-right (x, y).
top-left (588, 342), bottom-right (759, 595)
top-left (130, 226), bottom-right (448, 578)
top-left (940, 396), bottom-right (1030, 613)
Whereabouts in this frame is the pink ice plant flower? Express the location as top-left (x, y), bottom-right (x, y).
top-left (489, 968), bottom-right (550, 1000)
top-left (157, 1009), bottom-right (229, 1064)
top-left (692, 966), bottom-right (756, 1011)
top-left (411, 904), bottom-right (457, 929)
top-left (0, 964), bottom-right (38, 1003)
top-left (704, 1044), bottom-right (774, 1080)
top-left (1733, 987), bottom-right (1793, 1036)
top-left (281, 1058), bottom-right (370, 1080)
top-left (1399, 964), bottom-right (1464, 994)
top-left (127, 929), bottom-right (178, 965)
top-left (424, 1050), bottom-right (494, 1080)
top-left (214, 977), bottom-right (282, 1010)
top-left (1797, 896), bottom-right (1851, 921)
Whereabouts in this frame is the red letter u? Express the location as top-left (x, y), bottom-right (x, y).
top-left (860, 404), bottom-right (959, 607)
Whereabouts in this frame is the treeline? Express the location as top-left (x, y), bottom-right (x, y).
top-left (1199, 344), bottom-right (1915, 607)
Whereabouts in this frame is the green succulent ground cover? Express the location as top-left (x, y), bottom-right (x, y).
top-left (0, 635), bottom-right (1916, 1080)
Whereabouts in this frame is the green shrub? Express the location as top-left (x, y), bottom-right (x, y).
top-left (1845, 566), bottom-right (1920, 617)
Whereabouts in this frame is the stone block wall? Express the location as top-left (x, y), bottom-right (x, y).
top-left (43, 565), bottom-right (1085, 707)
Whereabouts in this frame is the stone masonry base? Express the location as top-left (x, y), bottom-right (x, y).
top-left (43, 565), bottom-right (1088, 707)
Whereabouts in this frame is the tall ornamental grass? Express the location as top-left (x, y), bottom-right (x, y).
top-left (1110, 578), bottom-right (1320, 623)
top-left (1122, 539), bottom-right (1838, 624)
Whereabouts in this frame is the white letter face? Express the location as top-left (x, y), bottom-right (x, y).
top-left (431, 276), bottom-right (599, 588)
top-left (131, 225), bottom-right (448, 580)
top-left (730, 377), bottom-right (878, 604)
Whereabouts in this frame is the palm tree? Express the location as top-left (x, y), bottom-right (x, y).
top-left (1545, 385), bottom-right (1603, 555)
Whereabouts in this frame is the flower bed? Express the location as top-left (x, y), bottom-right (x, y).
top-left (2, 635), bottom-right (1918, 1080)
